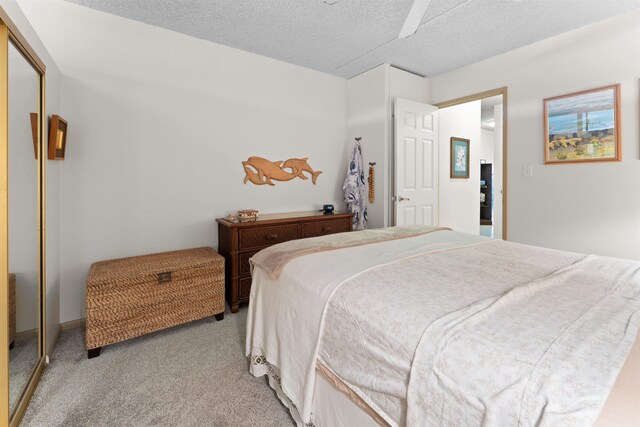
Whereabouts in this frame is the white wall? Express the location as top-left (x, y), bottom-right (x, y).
top-left (430, 11), bottom-right (640, 259)
top-left (479, 129), bottom-right (494, 164)
top-left (19, 0), bottom-right (349, 323)
top-left (2, 0), bottom-right (61, 355)
top-left (347, 64), bottom-right (428, 229)
top-left (348, 65), bottom-right (387, 229)
top-left (439, 100), bottom-right (481, 235)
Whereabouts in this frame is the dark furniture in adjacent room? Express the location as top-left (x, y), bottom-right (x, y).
top-left (480, 163), bottom-right (493, 225)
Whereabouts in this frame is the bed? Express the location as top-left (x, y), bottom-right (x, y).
top-left (246, 226), bottom-right (640, 427)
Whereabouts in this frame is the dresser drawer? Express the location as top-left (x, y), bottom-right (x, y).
top-left (302, 219), bottom-right (350, 238)
top-left (239, 251), bottom-right (259, 276)
top-left (217, 212), bottom-right (353, 313)
top-left (239, 276), bottom-right (252, 301)
top-left (239, 224), bottom-right (299, 250)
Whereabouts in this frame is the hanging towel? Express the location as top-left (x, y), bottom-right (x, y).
top-left (343, 139), bottom-right (367, 230)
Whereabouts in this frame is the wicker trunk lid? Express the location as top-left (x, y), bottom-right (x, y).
top-left (86, 247), bottom-right (225, 351)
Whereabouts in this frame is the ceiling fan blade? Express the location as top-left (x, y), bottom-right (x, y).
top-left (399, 0), bottom-right (432, 38)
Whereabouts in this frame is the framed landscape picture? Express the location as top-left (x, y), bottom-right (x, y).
top-left (450, 137), bottom-right (470, 179)
top-left (544, 84), bottom-right (621, 164)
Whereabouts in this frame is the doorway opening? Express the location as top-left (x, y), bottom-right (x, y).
top-left (479, 95), bottom-right (503, 239)
top-left (435, 88), bottom-right (507, 240)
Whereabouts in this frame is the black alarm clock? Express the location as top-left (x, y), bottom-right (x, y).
top-left (320, 204), bottom-right (335, 215)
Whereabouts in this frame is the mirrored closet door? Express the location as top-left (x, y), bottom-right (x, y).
top-left (8, 37), bottom-right (41, 418)
top-left (0, 9), bottom-right (47, 427)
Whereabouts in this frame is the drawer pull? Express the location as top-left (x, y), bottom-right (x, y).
top-left (265, 234), bottom-right (278, 241)
top-left (323, 227), bottom-right (333, 232)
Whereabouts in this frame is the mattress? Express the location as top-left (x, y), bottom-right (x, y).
top-left (246, 228), bottom-right (640, 426)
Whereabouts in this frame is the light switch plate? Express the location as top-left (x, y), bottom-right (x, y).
top-left (523, 164), bottom-right (533, 177)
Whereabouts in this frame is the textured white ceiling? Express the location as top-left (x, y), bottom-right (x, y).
top-left (61, 0), bottom-right (640, 78)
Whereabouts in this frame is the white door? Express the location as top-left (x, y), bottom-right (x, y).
top-left (394, 98), bottom-right (439, 226)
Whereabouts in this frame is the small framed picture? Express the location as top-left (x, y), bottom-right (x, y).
top-left (48, 115), bottom-right (68, 160)
top-left (450, 137), bottom-right (470, 179)
top-left (544, 84), bottom-right (621, 164)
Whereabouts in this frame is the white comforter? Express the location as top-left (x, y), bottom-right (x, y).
top-left (246, 230), bottom-right (640, 426)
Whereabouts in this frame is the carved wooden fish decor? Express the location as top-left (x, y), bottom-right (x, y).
top-left (242, 156), bottom-right (322, 186)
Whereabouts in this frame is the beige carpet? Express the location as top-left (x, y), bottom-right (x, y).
top-left (20, 306), bottom-right (295, 426)
top-left (10, 335), bottom-right (38, 414)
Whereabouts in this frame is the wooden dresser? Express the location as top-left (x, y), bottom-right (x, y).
top-left (216, 211), bottom-right (354, 313)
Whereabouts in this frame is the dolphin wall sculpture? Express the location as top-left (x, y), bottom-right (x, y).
top-left (242, 156), bottom-right (322, 186)
top-left (242, 156), bottom-right (297, 186)
top-left (282, 157), bottom-right (322, 184)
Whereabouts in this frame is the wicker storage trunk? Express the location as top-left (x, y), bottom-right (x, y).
top-left (86, 247), bottom-right (224, 358)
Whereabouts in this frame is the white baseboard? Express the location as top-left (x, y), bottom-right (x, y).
top-left (60, 318), bottom-right (86, 331)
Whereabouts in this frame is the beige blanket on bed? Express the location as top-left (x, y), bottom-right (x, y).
top-left (250, 225), bottom-right (450, 279)
top-left (407, 253), bottom-right (640, 426)
top-left (319, 239), bottom-right (640, 427)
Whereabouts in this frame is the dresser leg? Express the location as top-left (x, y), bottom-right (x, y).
top-left (215, 312), bottom-right (224, 321)
top-left (230, 304), bottom-right (239, 313)
top-left (88, 347), bottom-right (102, 359)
